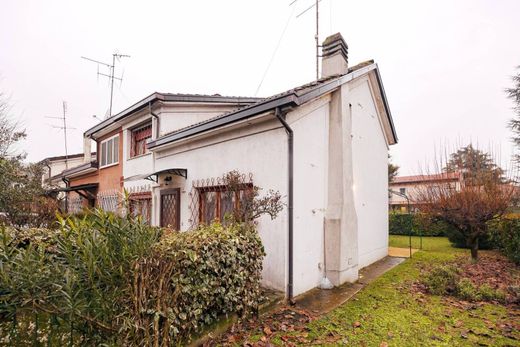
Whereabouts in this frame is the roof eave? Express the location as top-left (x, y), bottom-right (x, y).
top-left (84, 93), bottom-right (263, 138)
top-left (372, 65), bottom-right (398, 145)
top-left (147, 93), bottom-right (299, 149)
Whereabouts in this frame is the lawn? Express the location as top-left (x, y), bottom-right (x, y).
top-left (215, 236), bottom-right (519, 346)
top-left (389, 235), bottom-right (458, 252)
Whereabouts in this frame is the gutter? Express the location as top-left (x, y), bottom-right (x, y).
top-left (149, 101), bottom-right (160, 138)
top-left (275, 107), bottom-right (294, 304)
top-left (148, 94), bottom-right (299, 149)
top-left (84, 92), bottom-right (262, 138)
top-left (62, 177), bottom-right (70, 213)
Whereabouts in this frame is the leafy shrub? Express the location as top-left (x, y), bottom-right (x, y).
top-left (478, 284), bottom-right (506, 303)
top-left (423, 264), bottom-right (459, 295)
top-left (444, 226), bottom-right (497, 250)
top-left (423, 264), bottom-right (507, 303)
top-left (128, 222), bottom-right (265, 345)
top-left (0, 211), bottom-right (266, 345)
top-left (0, 209), bottom-right (163, 345)
top-left (490, 217), bottom-right (520, 264)
top-left (455, 278), bottom-right (480, 301)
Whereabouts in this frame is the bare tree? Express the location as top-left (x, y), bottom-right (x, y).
top-left (0, 94), bottom-right (26, 160)
top-left (413, 145), bottom-right (517, 261)
top-left (507, 66), bottom-right (520, 163)
top-left (388, 154), bottom-right (399, 183)
top-left (0, 94), bottom-right (49, 226)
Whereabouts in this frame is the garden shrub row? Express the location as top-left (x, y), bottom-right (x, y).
top-left (0, 210), bottom-right (265, 345)
top-left (389, 212), bottom-right (456, 237)
top-left (390, 212), bottom-right (520, 264)
top-left (488, 217), bottom-right (520, 264)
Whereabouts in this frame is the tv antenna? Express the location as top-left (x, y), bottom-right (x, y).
top-left (292, 0), bottom-right (322, 80)
top-left (81, 53), bottom-right (130, 118)
top-left (45, 101), bottom-right (76, 169)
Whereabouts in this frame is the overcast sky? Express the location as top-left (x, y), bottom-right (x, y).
top-left (1, 0), bottom-right (519, 174)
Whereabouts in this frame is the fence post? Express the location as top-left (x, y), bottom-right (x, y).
top-left (12, 312), bottom-right (17, 345)
top-left (33, 311), bottom-right (39, 345)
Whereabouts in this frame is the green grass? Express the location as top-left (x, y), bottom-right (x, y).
top-left (266, 237), bottom-right (519, 346)
top-left (389, 235), bottom-right (457, 252)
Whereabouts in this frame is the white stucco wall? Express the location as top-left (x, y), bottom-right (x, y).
top-left (158, 104), bottom-right (241, 137)
top-left (45, 156), bottom-right (87, 187)
top-left (117, 73), bottom-right (393, 296)
top-left (289, 97), bottom-right (330, 296)
top-left (349, 77), bottom-right (389, 268)
top-left (151, 118), bottom-right (289, 292)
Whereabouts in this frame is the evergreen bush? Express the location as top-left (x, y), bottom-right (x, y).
top-left (0, 210), bottom-right (266, 345)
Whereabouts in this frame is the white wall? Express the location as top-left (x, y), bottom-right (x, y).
top-left (349, 77), bottom-right (390, 268)
top-left (289, 97), bottom-right (330, 295)
top-left (45, 156), bottom-right (87, 187)
top-left (158, 103), bottom-right (241, 137)
top-left (152, 118), bottom-right (288, 292)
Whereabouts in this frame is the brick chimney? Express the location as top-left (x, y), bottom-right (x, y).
top-left (321, 33), bottom-right (348, 78)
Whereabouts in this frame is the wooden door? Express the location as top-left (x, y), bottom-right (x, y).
top-left (160, 188), bottom-right (180, 229)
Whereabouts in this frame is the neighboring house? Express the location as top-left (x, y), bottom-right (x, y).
top-left (389, 172), bottom-right (462, 212)
top-left (40, 152), bottom-right (95, 188)
top-left (62, 33), bottom-right (398, 300)
top-left (59, 94), bottom-right (260, 216)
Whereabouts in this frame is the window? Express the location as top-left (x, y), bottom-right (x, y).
top-left (399, 187), bottom-right (406, 195)
top-left (129, 192), bottom-right (152, 224)
top-left (130, 122), bottom-right (152, 157)
top-left (198, 184), bottom-right (253, 225)
top-left (100, 135), bottom-right (119, 167)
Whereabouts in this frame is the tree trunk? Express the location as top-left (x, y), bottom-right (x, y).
top-left (469, 236), bottom-right (479, 261)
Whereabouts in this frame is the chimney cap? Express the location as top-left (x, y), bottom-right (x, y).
top-left (322, 32), bottom-right (348, 62)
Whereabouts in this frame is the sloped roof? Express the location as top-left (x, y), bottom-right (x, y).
top-left (148, 60), bottom-right (396, 149)
top-left (84, 93), bottom-right (262, 138)
top-left (40, 152), bottom-right (96, 163)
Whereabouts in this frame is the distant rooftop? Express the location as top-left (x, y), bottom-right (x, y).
top-left (41, 152), bottom-right (96, 163)
top-left (392, 172), bottom-right (461, 184)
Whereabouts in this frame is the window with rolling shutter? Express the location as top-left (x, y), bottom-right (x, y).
top-left (130, 122), bottom-right (152, 157)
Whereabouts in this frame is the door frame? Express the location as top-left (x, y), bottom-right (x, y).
top-left (160, 188), bottom-right (181, 229)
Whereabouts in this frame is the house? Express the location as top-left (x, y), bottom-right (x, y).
top-left (41, 152), bottom-right (95, 188)
top-left (61, 33), bottom-right (397, 300)
top-left (389, 172), bottom-right (462, 212)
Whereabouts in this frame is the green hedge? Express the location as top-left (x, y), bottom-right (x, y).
top-left (129, 222), bottom-right (265, 345)
top-left (488, 217), bottom-right (520, 264)
top-left (0, 210), bottom-right (265, 345)
top-left (389, 213), bottom-right (455, 237)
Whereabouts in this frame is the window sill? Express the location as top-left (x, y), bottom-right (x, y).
top-left (128, 152), bottom-right (152, 161)
top-left (99, 162), bottom-right (119, 170)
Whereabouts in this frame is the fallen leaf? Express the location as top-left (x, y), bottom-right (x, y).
top-left (263, 326), bottom-right (272, 335)
top-left (353, 321), bottom-right (361, 328)
top-left (380, 342), bottom-right (388, 347)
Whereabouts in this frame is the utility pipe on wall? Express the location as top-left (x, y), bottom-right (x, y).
top-left (148, 101), bottom-right (160, 139)
top-left (275, 107), bottom-right (294, 303)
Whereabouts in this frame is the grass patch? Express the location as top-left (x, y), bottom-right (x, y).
top-left (389, 235), bottom-right (459, 253)
top-left (216, 237), bottom-right (519, 346)
top-left (303, 238), bottom-right (519, 346)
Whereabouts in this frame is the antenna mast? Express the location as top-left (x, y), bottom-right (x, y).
top-left (315, 0), bottom-right (319, 80)
top-left (81, 53), bottom-right (130, 117)
top-left (295, 0), bottom-right (321, 80)
top-left (46, 101), bottom-right (76, 169)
